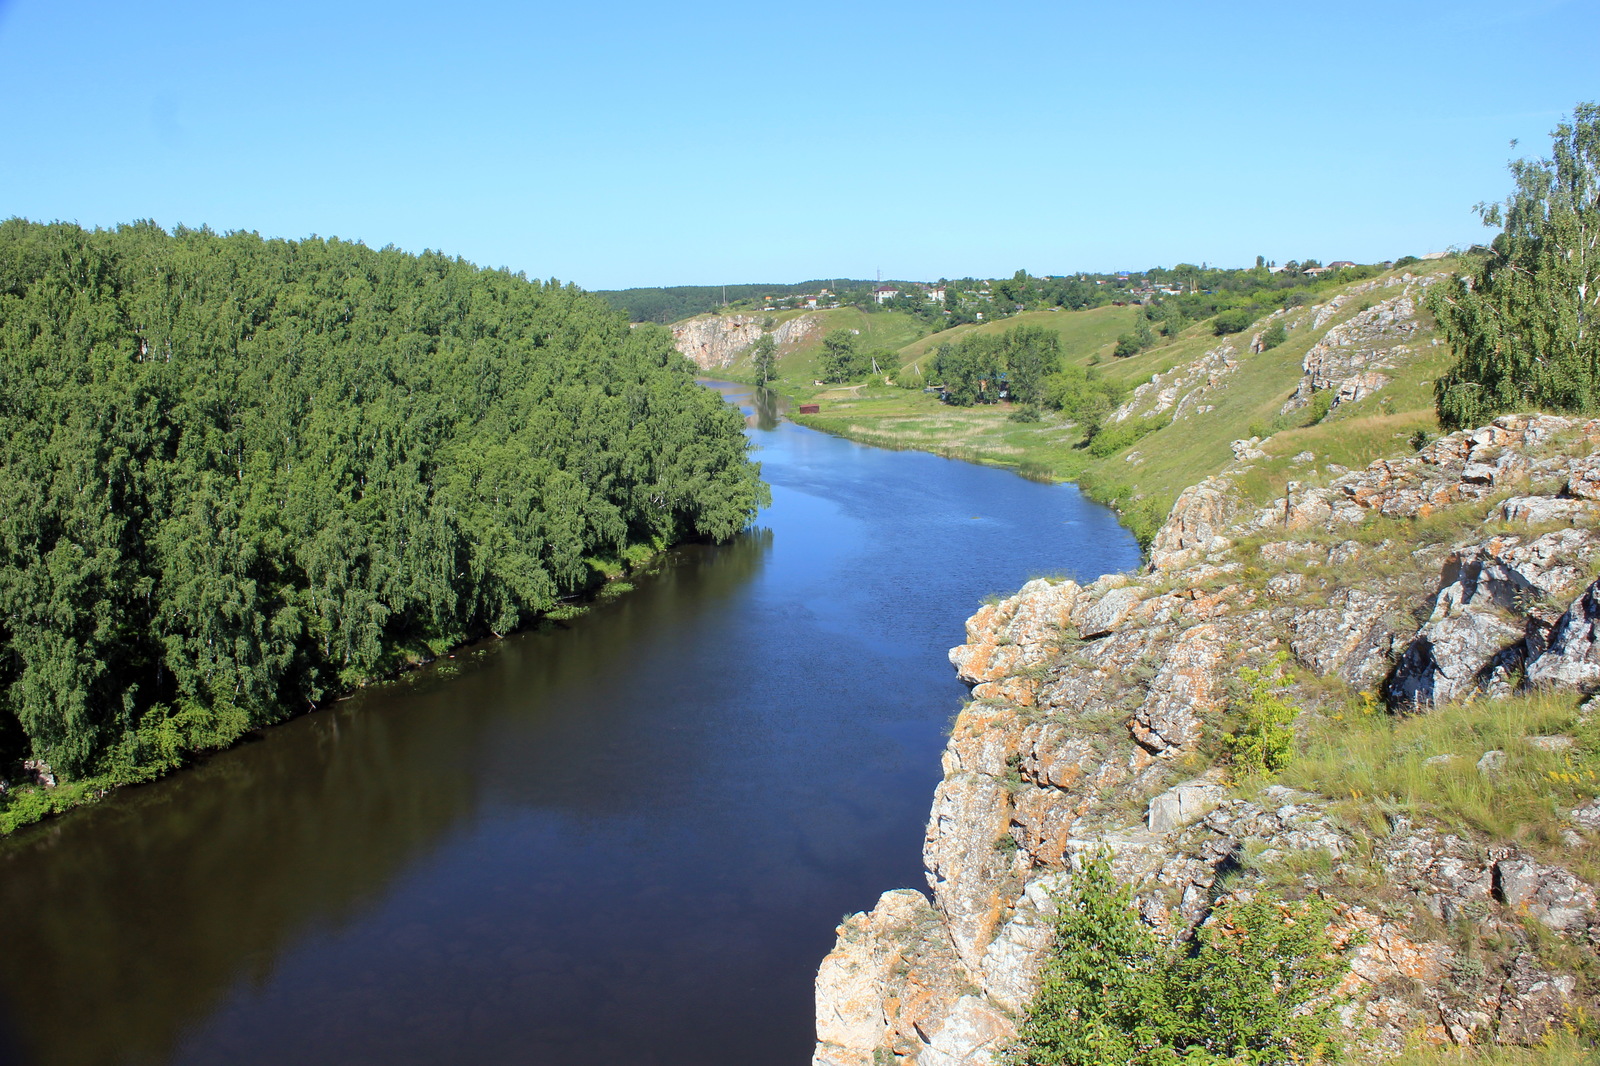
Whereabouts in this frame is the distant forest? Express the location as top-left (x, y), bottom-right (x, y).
top-left (0, 220), bottom-right (768, 787)
top-left (598, 280), bottom-right (884, 323)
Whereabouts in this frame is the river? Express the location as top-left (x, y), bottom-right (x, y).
top-left (0, 381), bottom-right (1139, 1066)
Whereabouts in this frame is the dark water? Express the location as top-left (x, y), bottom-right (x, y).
top-left (0, 382), bottom-right (1138, 1066)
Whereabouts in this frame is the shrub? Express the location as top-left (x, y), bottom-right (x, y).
top-left (1260, 320), bottom-right (1289, 350)
top-left (1009, 852), bottom-right (1349, 1065)
top-left (1213, 308), bottom-right (1258, 335)
top-left (1226, 652), bottom-right (1298, 781)
top-left (1430, 104), bottom-right (1600, 428)
top-left (1085, 417), bottom-right (1159, 458)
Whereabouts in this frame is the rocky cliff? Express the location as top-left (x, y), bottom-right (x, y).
top-left (813, 409), bottom-right (1600, 1063)
top-left (670, 312), bottom-right (825, 370)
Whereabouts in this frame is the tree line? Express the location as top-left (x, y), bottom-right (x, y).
top-left (0, 219), bottom-right (768, 786)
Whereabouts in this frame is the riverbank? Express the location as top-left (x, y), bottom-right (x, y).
top-left (0, 545), bottom-right (669, 837)
top-left (0, 397), bottom-right (1138, 1066)
top-left (803, 266), bottom-right (1600, 1062)
top-left (713, 264), bottom-right (1462, 549)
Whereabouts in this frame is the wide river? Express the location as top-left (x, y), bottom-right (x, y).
top-left (0, 381), bottom-right (1138, 1066)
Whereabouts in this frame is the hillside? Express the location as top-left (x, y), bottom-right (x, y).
top-left (678, 264), bottom-right (1468, 548)
top-left (813, 401), bottom-right (1600, 1065)
top-left (788, 246), bottom-right (1600, 1060)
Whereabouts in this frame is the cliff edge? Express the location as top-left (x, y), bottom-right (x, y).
top-left (814, 399), bottom-right (1600, 1061)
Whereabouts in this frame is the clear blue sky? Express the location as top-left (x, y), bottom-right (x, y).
top-left (1, 0), bottom-right (1594, 290)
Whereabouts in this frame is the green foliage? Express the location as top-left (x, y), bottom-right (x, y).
top-left (1085, 415), bottom-right (1163, 458)
top-left (1042, 364), bottom-right (1124, 435)
top-left (1431, 103), bottom-right (1600, 428)
top-left (932, 325), bottom-right (1062, 406)
top-left (820, 328), bottom-right (869, 382)
top-left (0, 219), bottom-right (769, 785)
top-left (1010, 852), bottom-right (1349, 1065)
top-left (1002, 326), bottom-right (1063, 405)
top-left (1213, 307), bottom-right (1259, 336)
top-left (1260, 320), bottom-right (1289, 350)
top-left (1115, 316), bottom-right (1157, 358)
top-left (748, 333), bottom-right (778, 385)
top-left (1225, 653), bottom-right (1299, 781)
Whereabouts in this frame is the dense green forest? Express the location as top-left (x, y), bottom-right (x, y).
top-left (0, 219), bottom-right (767, 792)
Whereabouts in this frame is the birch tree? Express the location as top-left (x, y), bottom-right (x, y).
top-left (1432, 102), bottom-right (1600, 427)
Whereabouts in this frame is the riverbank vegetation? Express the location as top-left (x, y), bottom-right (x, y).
top-left (714, 258), bottom-right (1457, 548)
top-left (0, 219), bottom-right (767, 828)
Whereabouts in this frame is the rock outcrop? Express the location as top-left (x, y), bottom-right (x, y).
top-left (669, 312), bottom-right (824, 370)
top-left (1282, 280), bottom-right (1438, 414)
top-left (813, 415), bottom-right (1600, 1065)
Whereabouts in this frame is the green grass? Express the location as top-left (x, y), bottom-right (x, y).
top-left (719, 306), bottom-right (926, 385)
top-left (710, 265), bottom-right (1475, 556)
top-left (1284, 689), bottom-right (1599, 860)
top-left (897, 303), bottom-right (1137, 369)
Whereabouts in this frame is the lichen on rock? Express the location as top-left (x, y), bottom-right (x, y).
top-left (813, 412), bottom-right (1600, 1065)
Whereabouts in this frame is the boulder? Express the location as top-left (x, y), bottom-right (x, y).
top-left (1148, 778), bottom-right (1226, 833)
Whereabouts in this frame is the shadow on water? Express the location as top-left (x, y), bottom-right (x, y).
top-left (0, 383), bottom-right (1138, 1066)
top-left (0, 534), bottom-right (773, 1066)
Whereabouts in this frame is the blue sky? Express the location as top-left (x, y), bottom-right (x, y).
top-left (1, 0), bottom-right (1594, 289)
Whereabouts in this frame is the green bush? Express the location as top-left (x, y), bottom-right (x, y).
top-left (1213, 308), bottom-right (1258, 335)
top-left (1430, 104), bottom-right (1600, 428)
top-left (1085, 416), bottom-right (1161, 458)
top-left (1260, 320), bottom-right (1289, 350)
top-left (1010, 852), bottom-right (1349, 1065)
top-left (1226, 653), bottom-right (1299, 781)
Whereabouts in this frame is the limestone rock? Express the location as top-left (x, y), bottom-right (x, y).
top-left (1147, 477), bottom-right (1235, 571)
top-left (815, 891), bottom-right (932, 1051)
top-left (1076, 585), bottom-right (1144, 638)
top-left (670, 311), bottom-right (824, 369)
top-left (817, 409), bottom-right (1600, 1063)
top-left (1147, 778), bottom-right (1226, 833)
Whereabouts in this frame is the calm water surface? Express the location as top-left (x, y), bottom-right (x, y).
top-left (0, 382), bottom-right (1138, 1066)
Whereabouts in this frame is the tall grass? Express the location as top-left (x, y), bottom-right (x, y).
top-left (1286, 691), bottom-right (1598, 850)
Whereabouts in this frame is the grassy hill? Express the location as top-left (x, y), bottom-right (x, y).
top-left (712, 262), bottom-right (1471, 546)
top-left (895, 303), bottom-right (1137, 371)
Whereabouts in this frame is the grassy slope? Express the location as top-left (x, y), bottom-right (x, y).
top-left (724, 264), bottom-right (1469, 544)
top-left (713, 306), bottom-right (926, 385)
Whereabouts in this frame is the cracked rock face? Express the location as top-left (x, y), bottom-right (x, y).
top-left (815, 412), bottom-right (1600, 1065)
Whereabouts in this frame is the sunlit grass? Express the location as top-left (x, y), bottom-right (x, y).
top-left (1371, 1028), bottom-right (1599, 1065)
top-left (1285, 690), bottom-right (1599, 855)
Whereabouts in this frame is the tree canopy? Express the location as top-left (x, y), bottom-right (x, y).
top-left (1432, 102), bottom-right (1600, 428)
top-left (0, 219), bottom-right (768, 782)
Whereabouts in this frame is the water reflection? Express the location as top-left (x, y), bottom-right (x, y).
top-left (746, 385), bottom-right (783, 430)
top-left (0, 388), bottom-right (1137, 1066)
